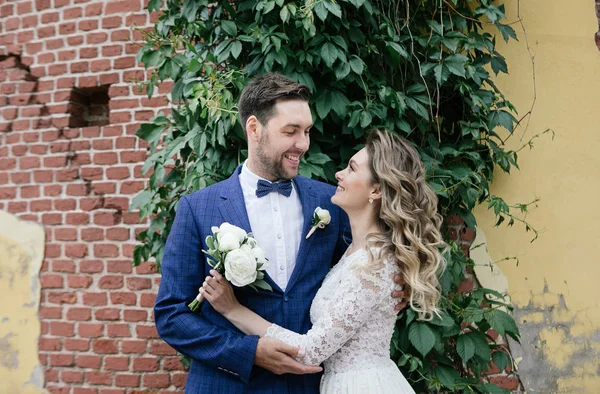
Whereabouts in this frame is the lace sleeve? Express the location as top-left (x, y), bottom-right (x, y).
top-left (265, 257), bottom-right (390, 366)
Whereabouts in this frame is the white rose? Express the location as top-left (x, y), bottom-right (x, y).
top-left (211, 226), bottom-right (220, 234)
top-left (218, 223), bottom-right (247, 243)
top-left (315, 207), bottom-right (331, 225)
top-left (224, 248), bottom-right (258, 287)
top-left (218, 232), bottom-right (241, 252)
top-left (251, 246), bottom-right (267, 265)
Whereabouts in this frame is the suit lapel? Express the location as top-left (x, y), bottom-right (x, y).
top-left (217, 166), bottom-right (283, 294)
top-left (286, 176), bottom-right (319, 292)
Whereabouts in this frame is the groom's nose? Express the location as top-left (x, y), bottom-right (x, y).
top-left (294, 133), bottom-right (309, 152)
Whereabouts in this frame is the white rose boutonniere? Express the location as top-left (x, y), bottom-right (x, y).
top-left (306, 207), bottom-right (331, 239)
top-left (188, 223), bottom-right (271, 313)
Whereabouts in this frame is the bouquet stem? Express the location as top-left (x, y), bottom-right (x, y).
top-left (188, 293), bottom-right (204, 312)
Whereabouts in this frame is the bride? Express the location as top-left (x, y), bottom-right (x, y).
top-left (201, 129), bottom-right (446, 393)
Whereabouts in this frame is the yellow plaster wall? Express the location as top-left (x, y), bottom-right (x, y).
top-left (474, 1), bottom-right (600, 392)
top-left (0, 211), bottom-right (46, 394)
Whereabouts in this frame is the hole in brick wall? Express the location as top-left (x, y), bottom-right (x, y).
top-left (67, 85), bottom-right (110, 127)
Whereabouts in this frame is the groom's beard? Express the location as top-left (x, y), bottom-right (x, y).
top-left (256, 132), bottom-right (303, 180)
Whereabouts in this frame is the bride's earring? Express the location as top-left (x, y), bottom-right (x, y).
top-left (369, 198), bottom-right (373, 204)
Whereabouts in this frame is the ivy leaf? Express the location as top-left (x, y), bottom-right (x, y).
top-left (315, 91), bottom-right (332, 119)
top-left (335, 61), bottom-right (351, 80)
top-left (408, 323), bottom-right (436, 356)
top-left (477, 383), bottom-right (510, 394)
top-left (330, 90), bottom-right (350, 117)
top-left (349, 55), bottom-right (364, 75)
top-left (306, 152), bottom-right (331, 165)
top-left (497, 23), bottom-right (518, 43)
top-left (359, 111), bottom-right (372, 128)
top-left (136, 123), bottom-right (164, 144)
top-left (130, 190), bottom-right (154, 211)
top-left (492, 351), bottom-right (510, 372)
top-left (147, 0), bottom-right (161, 12)
top-left (491, 54), bottom-right (508, 75)
top-left (280, 5), bottom-right (289, 23)
top-left (467, 331), bottom-right (491, 361)
top-left (456, 334), bottom-right (475, 362)
top-left (348, 0), bottom-right (365, 8)
top-left (230, 41), bottom-right (242, 59)
top-left (188, 58), bottom-right (202, 73)
top-left (434, 365), bottom-right (461, 387)
top-left (487, 109), bottom-right (516, 133)
top-left (221, 20), bottom-right (238, 36)
top-left (320, 42), bottom-right (338, 68)
top-left (313, 2), bottom-right (329, 21)
top-left (323, 1), bottom-right (342, 18)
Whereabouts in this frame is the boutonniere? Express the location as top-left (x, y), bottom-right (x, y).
top-left (306, 207), bottom-right (331, 239)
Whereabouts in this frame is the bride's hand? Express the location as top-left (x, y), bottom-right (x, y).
top-left (200, 270), bottom-right (240, 316)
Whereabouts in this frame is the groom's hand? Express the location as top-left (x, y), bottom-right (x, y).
top-left (392, 274), bottom-right (409, 313)
top-left (254, 337), bottom-right (322, 375)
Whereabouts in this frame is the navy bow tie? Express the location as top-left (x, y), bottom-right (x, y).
top-left (255, 179), bottom-right (293, 198)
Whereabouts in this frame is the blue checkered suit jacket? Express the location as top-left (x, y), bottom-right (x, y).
top-left (155, 166), bottom-right (350, 393)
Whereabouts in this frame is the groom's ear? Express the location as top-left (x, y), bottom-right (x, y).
top-left (246, 115), bottom-right (260, 142)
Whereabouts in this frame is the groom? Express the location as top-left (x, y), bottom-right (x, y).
top-left (154, 73), bottom-right (405, 393)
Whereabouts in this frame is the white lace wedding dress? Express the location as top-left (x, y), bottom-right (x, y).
top-left (265, 248), bottom-right (415, 394)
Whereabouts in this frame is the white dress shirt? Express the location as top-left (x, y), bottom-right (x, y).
top-left (239, 162), bottom-right (304, 291)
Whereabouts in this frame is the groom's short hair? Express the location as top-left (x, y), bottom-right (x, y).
top-left (238, 73), bottom-right (311, 135)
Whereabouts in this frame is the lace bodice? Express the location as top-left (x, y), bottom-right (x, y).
top-left (265, 248), bottom-right (401, 374)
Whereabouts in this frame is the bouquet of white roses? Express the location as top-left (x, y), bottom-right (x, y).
top-left (188, 223), bottom-right (272, 313)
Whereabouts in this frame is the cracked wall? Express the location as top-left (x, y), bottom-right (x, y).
top-left (475, 1), bottom-right (600, 392)
top-left (0, 211), bottom-right (46, 393)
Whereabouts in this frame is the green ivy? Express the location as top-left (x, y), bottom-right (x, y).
top-left (132, 0), bottom-right (546, 391)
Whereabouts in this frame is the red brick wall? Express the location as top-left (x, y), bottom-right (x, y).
top-left (0, 1), bottom-right (184, 392)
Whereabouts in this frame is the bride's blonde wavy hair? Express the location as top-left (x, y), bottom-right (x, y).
top-left (365, 129), bottom-right (446, 321)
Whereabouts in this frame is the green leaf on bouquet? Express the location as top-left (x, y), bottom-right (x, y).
top-left (206, 235), bottom-right (215, 250)
top-left (251, 279), bottom-right (272, 291)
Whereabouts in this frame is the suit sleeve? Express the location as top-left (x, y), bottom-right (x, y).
top-left (154, 195), bottom-right (258, 383)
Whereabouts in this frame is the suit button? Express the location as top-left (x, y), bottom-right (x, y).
top-left (284, 296), bottom-right (289, 302)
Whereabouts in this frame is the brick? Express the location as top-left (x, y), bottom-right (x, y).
top-left (94, 244), bottom-right (119, 258)
top-left (143, 374), bottom-right (169, 388)
top-left (95, 308), bottom-right (120, 321)
top-left (94, 152), bottom-right (118, 165)
top-left (136, 325), bottom-right (159, 339)
top-left (50, 321), bottom-right (75, 337)
top-left (41, 274), bottom-right (64, 288)
top-left (121, 340), bottom-right (146, 354)
top-left (79, 19), bottom-right (98, 31)
top-left (7, 201), bottom-right (26, 213)
top-left (488, 376), bottom-right (519, 390)
top-left (104, 356), bottom-right (129, 371)
top-left (53, 260), bottom-right (75, 273)
top-left (67, 275), bottom-right (93, 289)
top-left (127, 277), bottom-right (151, 291)
top-left (94, 211), bottom-right (122, 226)
top-left (163, 357), bottom-right (185, 371)
top-left (47, 291), bottom-right (77, 304)
top-left (106, 0), bottom-right (141, 14)
top-left (76, 355), bottom-right (102, 369)
top-left (0, 187), bottom-right (17, 199)
top-left (71, 61), bottom-right (89, 73)
top-left (46, 369), bottom-right (59, 383)
top-left (133, 357), bottom-right (158, 372)
top-left (139, 293), bottom-right (157, 308)
top-left (44, 185), bottom-right (62, 197)
top-left (55, 228), bottom-right (77, 241)
top-left (64, 338), bottom-right (90, 351)
top-left (120, 151), bottom-right (146, 163)
top-left (50, 354), bottom-right (74, 367)
top-left (91, 59), bottom-right (111, 72)
top-left (120, 181), bottom-right (144, 194)
top-left (20, 156), bottom-right (41, 169)
top-left (110, 292), bottom-right (136, 306)
top-left (115, 374), bottom-right (140, 388)
top-left (78, 323), bottom-right (104, 338)
top-left (150, 341), bottom-right (177, 356)
top-left (100, 73), bottom-right (120, 85)
top-left (172, 373), bottom-right (187, 388)
top-left (67, 307), bottom-right (91, 321)
top-left (93, 339), bottom-right (118, 354)
top-left (61, 370), bottom-right (84, 384)
top-left (81, 168), bottom-right (104, 181)
top-left (38, 337), bottom-right (61, 351)
top-left (65, 243), bottom-right (88, 258)
top-left (30, 199), bottom-right (51, 210)
top-left (85, 371), bottom-right (112, 386)
top-left (107, 323), bottom-right (130, 337)
top-left (85, 3), bottom-right (103, 16)
top-left (124, 309), bottom-right (147, 322)
top-left (80, 197), bottom-right (105, 211)
top-left (106, 167), bottom-right (130, 180)
top-left (98, 276), bottom-right (124, 290)
top-left (107, 259), bottom-right (132, 273)
top-left (81, 228), bottom-right (104, 241)
top-left (83, 292), bottom-right (107, 306)
top-left (66, 213), bottom-right (90, 226)
top-left (80, 260), bottom-right (104, 273)
top-left (44, 244), bottom-right (62, 259)
top-left (104, 197), bottom-right (129, 211)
